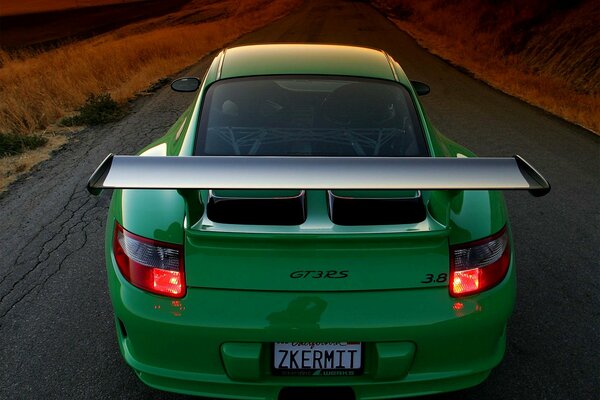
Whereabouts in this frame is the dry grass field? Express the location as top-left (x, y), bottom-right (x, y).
top-left (373, 0), bottom-right (600, 134)
top-left (0, 0), bottom-right (300, 189)
top-left (0, 0), bottom-right (300, 136)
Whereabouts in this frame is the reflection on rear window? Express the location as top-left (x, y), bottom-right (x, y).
top-left (195, 77), bottom-right (428, 157)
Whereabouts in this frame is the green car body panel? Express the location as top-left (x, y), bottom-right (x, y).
top-left (101, 45), bottom-right (528, 399)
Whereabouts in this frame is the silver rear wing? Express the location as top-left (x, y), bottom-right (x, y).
top-left (87, 154), bottom-right (550, 196)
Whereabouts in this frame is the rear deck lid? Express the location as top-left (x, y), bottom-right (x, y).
top-left (184, 226), bottom-right (449, 292)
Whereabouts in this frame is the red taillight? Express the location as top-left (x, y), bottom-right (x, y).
top-left (113, 222), bottom-right (185, 298)
top-left (450, 226), bottom-right (511, 297)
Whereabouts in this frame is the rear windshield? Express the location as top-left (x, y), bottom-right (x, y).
top-left (195, 76), bottom-right (428, 157)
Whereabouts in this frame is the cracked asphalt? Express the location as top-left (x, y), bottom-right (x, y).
top-left (0, 1), bottom-right (598, 399)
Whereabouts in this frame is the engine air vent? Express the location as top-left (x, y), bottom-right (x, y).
top-left (328, 190), bottom-right (426, 225)
top-left (207, 190), bottom-right (306, 225)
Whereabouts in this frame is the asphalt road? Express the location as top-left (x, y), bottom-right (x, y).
top-left (0, 1), bottom-right (598, 399)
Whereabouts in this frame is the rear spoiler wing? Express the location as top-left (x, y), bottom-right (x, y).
top-left (87, 154), bottom-right (550, 196)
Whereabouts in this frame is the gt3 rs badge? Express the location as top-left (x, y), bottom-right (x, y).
top-left (290, 270), bottom-right (349, 279)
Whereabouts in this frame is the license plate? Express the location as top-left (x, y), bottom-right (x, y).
top-left (273, 342), bottom-right (363, 376)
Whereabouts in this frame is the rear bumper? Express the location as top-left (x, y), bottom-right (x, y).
top-left (107, 258), bottom-right (515, 400)
top-left (134, 365), bottom-right (491, 400)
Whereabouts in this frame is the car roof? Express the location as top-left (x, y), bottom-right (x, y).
top-left (216, 44), bottom-right (405, 83)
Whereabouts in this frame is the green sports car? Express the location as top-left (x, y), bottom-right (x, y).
top-left (87, 44), bottom-right (550, 399)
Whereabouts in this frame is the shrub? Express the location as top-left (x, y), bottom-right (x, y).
top-left (61, 93), bottom-right (125, 126)
top-left (0, 132), bottom-right (48, 157)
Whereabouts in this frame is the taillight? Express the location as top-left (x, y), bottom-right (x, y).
top-left (113, 222), bottom-right (185, 298)
top-left (450, 226), bottom-right (511, 297)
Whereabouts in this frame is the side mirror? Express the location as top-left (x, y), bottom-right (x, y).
top-left (410, 80), bottom-right (430, 96)
top-left (171, 77), bottom-right (200, 92)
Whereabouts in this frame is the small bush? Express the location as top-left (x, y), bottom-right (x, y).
top-left (0, 132), bottom-right (48, 157)
top-left (61, 93), bottom-right (125, 126)
top-left (147, 77), bottom-right (171, 93)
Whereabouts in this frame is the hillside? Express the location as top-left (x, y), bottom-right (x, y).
top-left (0, 0), bottom-right (148, 16)
top-left (0, 0), bottom-right (188, 48)
top-left (372, 0), bottom-right (600, 133)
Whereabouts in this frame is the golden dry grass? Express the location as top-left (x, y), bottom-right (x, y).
top-left (0, 0), bottom-right (300, 192)
top-left (0, 0), bottom-right (301, 136)
top-left (373, 0), bottom-right (600, 134)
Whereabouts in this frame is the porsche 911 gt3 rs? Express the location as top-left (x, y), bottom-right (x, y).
top-left (88, 44), bottom-right (550, 399)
